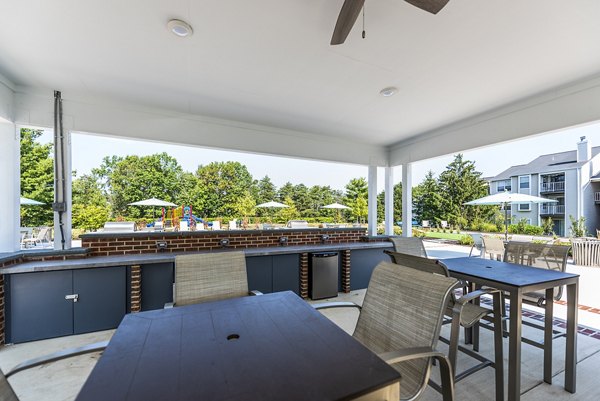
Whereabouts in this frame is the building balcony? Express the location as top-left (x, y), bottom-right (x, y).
top-left (539, 204), bottom-right (565, 215)
top-left (595, 192), bottom-right (600, 204)
top-left (540, 181), bottom-right (565, 193)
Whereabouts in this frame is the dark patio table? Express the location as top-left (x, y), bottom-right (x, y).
top-left (441, 257), bottom-right (579, 401)
top-left (75, 291), bottom-right (400, 401)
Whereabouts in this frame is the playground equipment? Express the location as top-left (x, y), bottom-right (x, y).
top-left (179, 205), bottom-right (204, 230)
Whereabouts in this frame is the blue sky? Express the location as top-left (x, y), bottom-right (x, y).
top-left (38, 121), bottom-right (600, 192)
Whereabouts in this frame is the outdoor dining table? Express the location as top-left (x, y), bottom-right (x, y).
top-left (75, 291), bottom-right (400, 401)
top-left (442, 256), bottom-right (579, 401)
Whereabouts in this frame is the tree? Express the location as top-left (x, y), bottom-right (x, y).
top-left (194, 161), bottom-right (254, 217)
top-left (412, 171), bottom-right (442, 224)
top-left (93, 153), bottom-right (184, 218)
top-left (20, 128), bottom-right (54, 227)
top-left (351, 196), bottom-right (368, 224)
top-left (72, 173), bottom-right (110, 231)
top-left (234, 191), bottom-right (256, 226)
top-left (255, 176), bottom-right (277, 206)
top-left (276, 196), bottom-right (300, 222)
top-left (277, 182), bottom-right (295, 202)
top-left (344, 178), bottom-right (368, 205)
top-left (437, 154), bottom-right (488, 227)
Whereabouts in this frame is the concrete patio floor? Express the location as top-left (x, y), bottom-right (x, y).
top-left (1, 241), bottom-right (600, 400)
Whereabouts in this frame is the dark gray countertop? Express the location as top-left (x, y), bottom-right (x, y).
top-left (80, 226), bottom-right (366, 239)
top-left (0, 242), bottom-right (392, 274)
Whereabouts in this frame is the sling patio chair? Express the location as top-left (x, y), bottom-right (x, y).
top-left (481, 236), bottom-right (505, 261)
top-left (468, 233), bottom-right (484, 257)
top-left (1, 341), bottom-right (108, 401)
top-left (390, 236), bottom-right (428, 258)
top-left (165, 251), bottom-right (261, 308)
top-left (385, 251), bottom-right (504, 401)
top-left (501, 241), bottom-right (571, 346)
top-left (313, 260), bottom-right (458, 401)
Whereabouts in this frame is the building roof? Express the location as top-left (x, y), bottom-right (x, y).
top-left (490, 146), bottom-right (600, 181)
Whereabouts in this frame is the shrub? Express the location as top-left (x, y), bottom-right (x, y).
top-left (568, 215), bottom-right (587, 238)
top-left (459, 234), bottom-right (474, 246)
top-left (480, 223), bottom-right (498, 233)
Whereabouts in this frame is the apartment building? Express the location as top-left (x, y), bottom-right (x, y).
top-left (488, 136), bottom-right (600, 237)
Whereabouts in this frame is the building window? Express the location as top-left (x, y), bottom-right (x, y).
top-left (518, 203), bottom-right (531, 211)
top-left (497, 180), bottom-right (511, 192)
top-left (519, 175), bottom-right (530, 190)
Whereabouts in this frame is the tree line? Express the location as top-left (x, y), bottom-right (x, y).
top-left (20, 129), bottom-right (496, 231)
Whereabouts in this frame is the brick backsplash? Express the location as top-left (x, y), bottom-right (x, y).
top-left (82, 229), bottom-right (367, 257)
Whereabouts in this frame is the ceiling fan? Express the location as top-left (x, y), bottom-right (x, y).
top-left (330, 0), bottom-right (450, 45)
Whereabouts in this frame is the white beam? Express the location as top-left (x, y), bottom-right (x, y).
top-left (13, 89), bottom-right (389, 167)
top-left (390, 74), bottom-right (600, 166)
top-left (402, 164), bottom-right (412, 237)
top-left (0, 121), bottom-right (20, 252)
top-left (384, 167), bottom-right (394, 235)
top-left (367, 166), bottom-right (378, 236)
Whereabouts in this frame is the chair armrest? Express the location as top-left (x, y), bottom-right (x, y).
top-left (5, 340), bottom-right (109, 379)
top-left (455, 288), bottom-right (500, 305)
top-left (164, 302), bottom-right (175, 309)
top-left (312, 301), bottom-right (362, 311)
top-left (249, 290), bottom-right (263, 296)
top-left (379, 347), bottom-right (455, 401)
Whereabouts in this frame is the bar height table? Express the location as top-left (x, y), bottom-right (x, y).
top-left (441, 257), bottom-right (579, 401)
top-left (76, 291), bottom-right (400, 401)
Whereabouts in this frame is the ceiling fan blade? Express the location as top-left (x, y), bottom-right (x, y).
top-left (404, 0), bottom-right (450, 14)
top-left (330, 0), bottom-right (365, 45)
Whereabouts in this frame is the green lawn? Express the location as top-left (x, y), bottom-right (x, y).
top-left (422, 231), bottom-right (464, 241)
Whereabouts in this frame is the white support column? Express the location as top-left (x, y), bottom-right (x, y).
top-left (402, 163), bottom-right (412, 237)
top-left (53, 130), bottom-right (72, 249)
top-left (384, 167), bottom-right (394, 236)
top-left (0, 121), bottom-right (20, 252)
top-left (367, 165), bottom-right (378, 236)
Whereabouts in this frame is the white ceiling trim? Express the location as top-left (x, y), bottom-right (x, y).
top-left (0, 75), bottom-right (14, 122)
top-left (13, 88), bottom-right (389, 166)
top-left (389, 73), bottom-right (600, 166)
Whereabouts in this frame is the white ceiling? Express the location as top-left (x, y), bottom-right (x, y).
top-left (1, 0), bottom-right (600, 148)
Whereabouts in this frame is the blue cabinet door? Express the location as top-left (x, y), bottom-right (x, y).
top-left (74, 266), bottom-right (126, 334)
top-left (140, 263), bottom-right (174, 311)
top-left (7, 270), bottom-right (73, 343)
top-left (246, 256), bottom-right (273, 294)
top-left (272, 254), bottom-right (300, 295)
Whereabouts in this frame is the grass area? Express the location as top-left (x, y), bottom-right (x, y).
top-left (422, 231), bottom-right (464, 241)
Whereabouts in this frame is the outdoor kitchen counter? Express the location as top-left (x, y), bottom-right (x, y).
top-left (0, 242), bottom-right (392, 274)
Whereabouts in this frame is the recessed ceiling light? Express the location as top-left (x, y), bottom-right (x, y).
top-left (167, 19), bottom-right (193, 37)
top-left (379, 87), bottom-right (398, 97)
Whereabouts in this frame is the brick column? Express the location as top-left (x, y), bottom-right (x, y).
top-left (299, 253), bottom-right (308, 299)
top-left (0, 275), bottom-right (5, 345)
top-left (341, 250), bottom-right (351, 293)
top-left (130, 265), bottom-right (142, 313)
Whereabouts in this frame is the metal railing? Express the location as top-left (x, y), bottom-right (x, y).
top-left (540, 181), bottom-right (565, 192)
top-left (539, 204), bottom-right (565, 215)
top-left (595, 192), bottom-right (600, 203)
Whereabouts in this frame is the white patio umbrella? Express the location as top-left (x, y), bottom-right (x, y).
top-left (128, 198), bottom-right (178, 219)
top-left (128, 198), bottom-right (178, 207)
top-left (322, 202), bottom-right (351, 210)
top-left (464, 191), bottom-right (557, 240)
top-left (322, 202), bottom-right (351, 223)
top-left (20, 197), bottom-right (45, 205)
top-left (256, 201), bottom-right (289, 208)
top-left (256, 201), bottom-right (289, 224)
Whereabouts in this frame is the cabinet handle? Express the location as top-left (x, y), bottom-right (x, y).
top-left (65, 294), bottom-right (79, 302)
